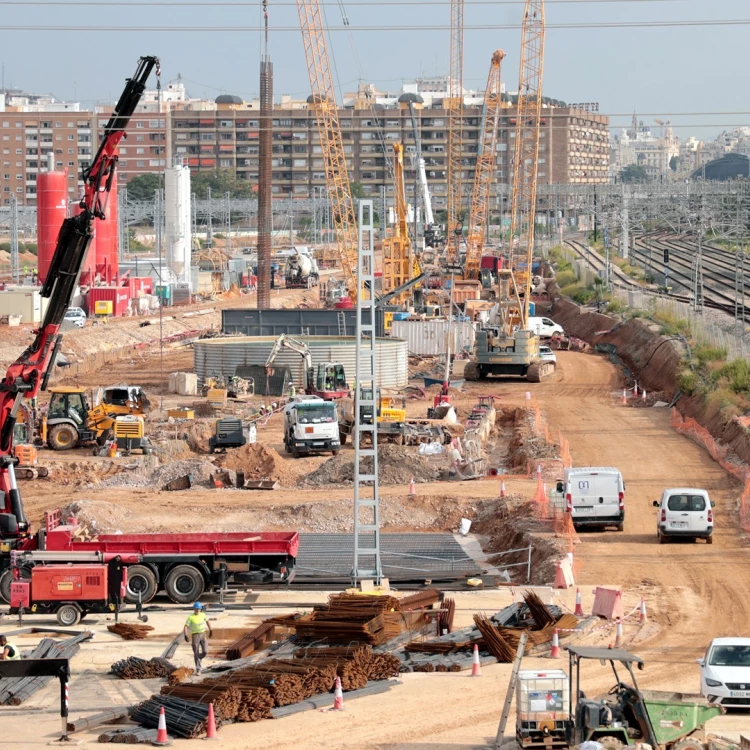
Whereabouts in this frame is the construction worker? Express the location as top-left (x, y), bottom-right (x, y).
top-left (183, 602), bottom-right (212, 674)
top-left (0, 635), bottom-right (20, 661)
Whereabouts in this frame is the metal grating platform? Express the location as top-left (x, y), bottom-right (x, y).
top-left (296, 533), bottom-right (482, 579)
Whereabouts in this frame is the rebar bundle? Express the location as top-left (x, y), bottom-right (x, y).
top-left (225, 621), bottom-right (276, 660)
top-left (131, 695), bottom-right (220, 739)
top-left (107, 623), bottom-right (154, 641)
top-left (473, 614), bottom-right (516, 662)
top-left (160, 684), bottom-right (242, 720)
top-left (523, 590), bottom-right (556, 629)
top-left (110, 657), bottom-right (176, 680)
top-left (398, 589), bottom-right (441, 611)
top-left (98, 726), bottom-right (158, 743)
top-left (438, 597), bottom-right (456, 634)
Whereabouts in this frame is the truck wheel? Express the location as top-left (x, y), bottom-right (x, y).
top-left (464, 362), bottom-right (479, 381)
top-left (48, 424), bottom-right (79, 451)
top-left (659, 532), bottom-right (669, 544)
top-left (125, 565), bottom-right (158, 604)
top-left (339, 431), bottom-right (347, 445)
top-left (615, 523), bottom-right (624, 532)
top-left (706, 535), bottom-right (713, 545)
top-left (292, 448), bottom-right (300, 459)
top-left (164, 565), bottom-right (205, 604)
top-left (0, 568), bottom-right (12, 603)
top-left (56, 604), bottom-right (81, 627)
top-left (672, 739), bottom-right (706, 750)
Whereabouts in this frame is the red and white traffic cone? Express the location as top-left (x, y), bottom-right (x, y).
top-left (153, 706), bottom-right (170, 746)
top-left (333, 676), bottom-right (345, 709)
top-left (639, 599), bottom-right (647, 623)
top-left (634, 383), bottom-right (638, 396)
top-left (621, 389), bottom-right (627, 405)
top-left (574, 588), bottom-right (584, 617)
top-left (500, 479), bottom-right (507, 498)
top-left (471, 644), bottom-right (481, 676)
top-left (525, 391), bottom-right (532, 402)
top-left (408, 477), bottom-right (416, 498)
top-left (204, 702), bottom-right (219, 740)
top-left (550, 629), bottom-right (560, 658)
top-left (614, 620), bottom-right (624, 648)
top-left (642, 389), bottom-right (647, 402)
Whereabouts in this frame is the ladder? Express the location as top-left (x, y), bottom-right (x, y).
top-left (351, 200), bottom-right (382, 583)
top-left (494, 631), bottom-right (528, 749)
top-left (337, 310), bottom-right (346, 336)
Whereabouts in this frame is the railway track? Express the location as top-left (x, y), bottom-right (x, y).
top-left (563, 237), bottom-right (750, 323)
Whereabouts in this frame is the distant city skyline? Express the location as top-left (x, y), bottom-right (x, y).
top-left (0, 0), bottom-right (746, 142)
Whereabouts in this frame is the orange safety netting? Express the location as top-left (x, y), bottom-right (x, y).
top-left (671, 408), bottom-right (750, 532)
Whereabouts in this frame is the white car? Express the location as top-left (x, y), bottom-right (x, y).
top-left (699, 637), bottom-right (750, 708)
top-left (63, 307), bottom-right (86, 328)
top-left (539, 346), bottom-right (557, 365)
top-left (653, 488), bottom-right (713, 544)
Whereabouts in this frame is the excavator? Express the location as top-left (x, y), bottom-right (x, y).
top-left (0, 56), bottom-right (160, 563)
top-left (264, 333), bottom-right (349, 400)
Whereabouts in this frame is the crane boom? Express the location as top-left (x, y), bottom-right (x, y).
top-left (508, 0), bottom-right (545, 327)
top-left (465, 49), bottom-right (506, 280)
top-left (296, 0), bottom-right (358, 302)
top-left (0, 56), bottom-right (159, 541)
top-left (406, 101), bottom-right (434, 228)
top-left (445, 0), bottom-right (464, 266)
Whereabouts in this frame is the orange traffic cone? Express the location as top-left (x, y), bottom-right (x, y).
top-left (500, 479), bottom-right (507, 498)
top-left (550, 629), bottom-right (560, 658)
top-left (614, 620), bottom-right (624, 648)
top-left (203, 702), bottom-right (219, 740)
top-left (642, 389), bottom-right (647, 402)
top-left (153, 706), bottom-right (170, 746)
top-left (639, 599), bottom-right (647, 623)
top-left (408, 477), bottom-right (416, 498)
top-left (574, 588), bottom-right (584, 617)
top-left (634, 382), bottom-right (638, 396)
top-left (333, 676), bottom-right (344, 710)
top-left (471, 644), bottom-right (481, 676)
top-left (621, 389), bottom-right (627, 405)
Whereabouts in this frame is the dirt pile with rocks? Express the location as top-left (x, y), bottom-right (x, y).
top-left (45, 460), bottom-right (125, 487)
top-left (214, 443), bottom-right (299, 486)
top-left (95, 458), bottom-right (221, 489)
top-left (61, 499), bottom-right (132, 534)
top-left (302, 444), bottom-right (442, 487)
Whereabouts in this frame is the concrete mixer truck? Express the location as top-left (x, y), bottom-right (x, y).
top-left (284, 249), bottom-right (320, 289)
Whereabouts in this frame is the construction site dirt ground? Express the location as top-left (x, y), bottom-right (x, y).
top-left (4, 351), bottom-right (750, 746)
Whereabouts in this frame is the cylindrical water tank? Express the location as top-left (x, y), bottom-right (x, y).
top-left (94, 171), bottom-right (118, 283)
top-left (36, 170), bottom-right (68, 284)
top-left (165, 164), bottom-right (192, 285)
top-left (193, 336), bottom-right (408, 389)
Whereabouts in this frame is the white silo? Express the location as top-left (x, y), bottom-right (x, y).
top-left (165, 163), bottom-right (192, 285)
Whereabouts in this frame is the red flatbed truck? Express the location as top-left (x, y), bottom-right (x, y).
top-left (0, 58), bottom-right (300, 605)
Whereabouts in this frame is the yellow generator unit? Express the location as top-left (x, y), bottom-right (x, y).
top-left (94, 300), bottom-right (113, 316)
top-left (207, 388), bottom-right (228, 407)
top-left (113, 416), bottom-right (151, 455)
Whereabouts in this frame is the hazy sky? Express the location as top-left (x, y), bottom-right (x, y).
top-left (0, 0), bottom-right (746, 139)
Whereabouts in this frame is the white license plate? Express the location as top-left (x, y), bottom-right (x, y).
top-left (731, 691), bottom-right (750, 698)
top-left (313, 442), bottom-right (324, 446)
top-left (670, 522), bottom-right (688, 529)
top-left (575, 507), bottom-right (592, 514)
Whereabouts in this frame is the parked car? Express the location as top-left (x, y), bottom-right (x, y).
top-left (653, 488), bottom-right (714, 544)
top-left (527, 316), bottom-right (564, 338)
top-left (699, 637), bottom-right (750, 708)
top-left (539, 346), bottom-right (557, 365)
top-left (561, 467), bottom-right (625, 531)
top-left (63, 307), bottom-right (87, 328)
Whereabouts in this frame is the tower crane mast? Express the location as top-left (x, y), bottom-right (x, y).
top-left (507, 0), bottom-right (545, 327)
top-left (296, 0), bottom-right (358, 302)
top-left (465, 49), bottom-right (506, 280)
top-left (444, 0), bottom-right (464, 267)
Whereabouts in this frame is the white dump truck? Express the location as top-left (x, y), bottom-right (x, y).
top-left (283, 395), bottom-right (340, 458)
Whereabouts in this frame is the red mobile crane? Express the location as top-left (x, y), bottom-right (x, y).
top-left (0, 58), bottom-right (299, 606)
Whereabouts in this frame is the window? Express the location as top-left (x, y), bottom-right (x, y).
top-left (67, 122), bottom-right (74, 127)
top-left (15, 162), bottom-right (20, 167)
top-left (16, 174), bottom-right (22, 179)
top-left (137, 160), bottom-right (145, 167)
top-left (136, 135), bottom-right (145, 142)
top-left (136, 148), bottom-right (145, 155)
top-left (219, 159), bottom-right (232, 167)
top-left (15, 149), bottom-right (21, 155)
top-left (55, 122), bottom-right (62, 128)
top-left (220, 120), bottom-right (232, 128)
top-left (2, 136), bottom-right (7, 141)
top-left (3, 174), bottom-right (8, 179)
top-left (1, 122), bottom-right (7, 128)
top-left (119, 147), bottom-right (127, 155)
top-left (56, 136), bottom-right (62, 141)
top-left (68, 135), bottom-right (74, 141)
top-left (667, 495), bottom-right (706, 512)
top-left (68, 161), bottom-right (75, 167)
top-left (136, 122), bottom-right (144, 128)
top-left (119, 160), bottom-right (128, 166)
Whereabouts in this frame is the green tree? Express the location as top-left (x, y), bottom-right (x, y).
top-left (191, 169), bottom-right (256, 200)
top-left (350, 181), bottom-right (365, 200)
top-left (124, 173), bottom-right (160, 201)
top-left (620, 164), bottom-right (650, 183)
top-left (669, 155), bottom-right (679, 172)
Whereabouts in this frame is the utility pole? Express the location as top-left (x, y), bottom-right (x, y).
top-left (225, 191), bottom-right (231, 253)
top-left (620, 183), bottom-right (629, 260)
top-left (207, 186), bottom-right (213, 247)
top-left (9, 195), bottom-right (19, 284)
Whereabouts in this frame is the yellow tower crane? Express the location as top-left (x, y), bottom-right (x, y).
top-left (382, 142), bottom-right (420, 304)
top-left (296, 0), bottom-right (358, 303)
top-left (507, 0), bottom-right (545, 327)
top-left (444, 0), bottom-right (465, 268)
top-left (465, 49), bottom-right (506, 281)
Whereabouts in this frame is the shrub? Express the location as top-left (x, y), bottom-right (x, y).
top-left (678, 369), bottom-right (698, 395)
top-left (694, 344), bottom-right (727, 368)
top-left (717, 359), bottom-right (750, 394)
top-left (555, 269), bottom-right (577, 288)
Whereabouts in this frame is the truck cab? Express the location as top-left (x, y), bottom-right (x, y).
top-left (283, 396), bottom-right (340, 458)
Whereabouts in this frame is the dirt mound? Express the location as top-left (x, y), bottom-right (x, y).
top-left (96, 458), bottom-right (220, 489)
top-left (61, 499), bottom-right (132, 534)
top-left (214, 443), bottom-right (298, 485)
top-left (303, 444), bottom-right (441, 487)
top-left (184, 420), bottom-right (214, 453)
top-left (45, 460), bottom-right (125, 487)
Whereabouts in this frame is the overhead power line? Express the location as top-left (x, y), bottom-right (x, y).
top-left (0, 0), bottom-right (692, 5)
top-left (1, 19), bottom-right (748, 30)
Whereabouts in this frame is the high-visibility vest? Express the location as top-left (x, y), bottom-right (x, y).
top-left (185, 613), bottom-right (208, 635)
top-left (3, 642), bottom-right (20, 660)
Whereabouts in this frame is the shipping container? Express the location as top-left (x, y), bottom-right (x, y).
top-left (125, 277), bottom-right (153, 297)
top-left (87, 286), bottom-right (132, 317)
top-left (0, 288), bottom-right (50, 323)
top-left (390, 319), bottom-right (476, 357)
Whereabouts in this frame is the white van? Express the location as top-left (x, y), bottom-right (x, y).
top-left (562, 467), bottom-right (625, 531)
top-left (653, 488), bottom-right (714, 544)
top-left (527, 316), bottom-right (564, 339)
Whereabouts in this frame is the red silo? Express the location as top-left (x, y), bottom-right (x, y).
top-left (36, 169), bottom-right (69, 284)
top-left (94, 171), bottom-right (119, 284)
top-left (74, 200), bottom-right (97, 286)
